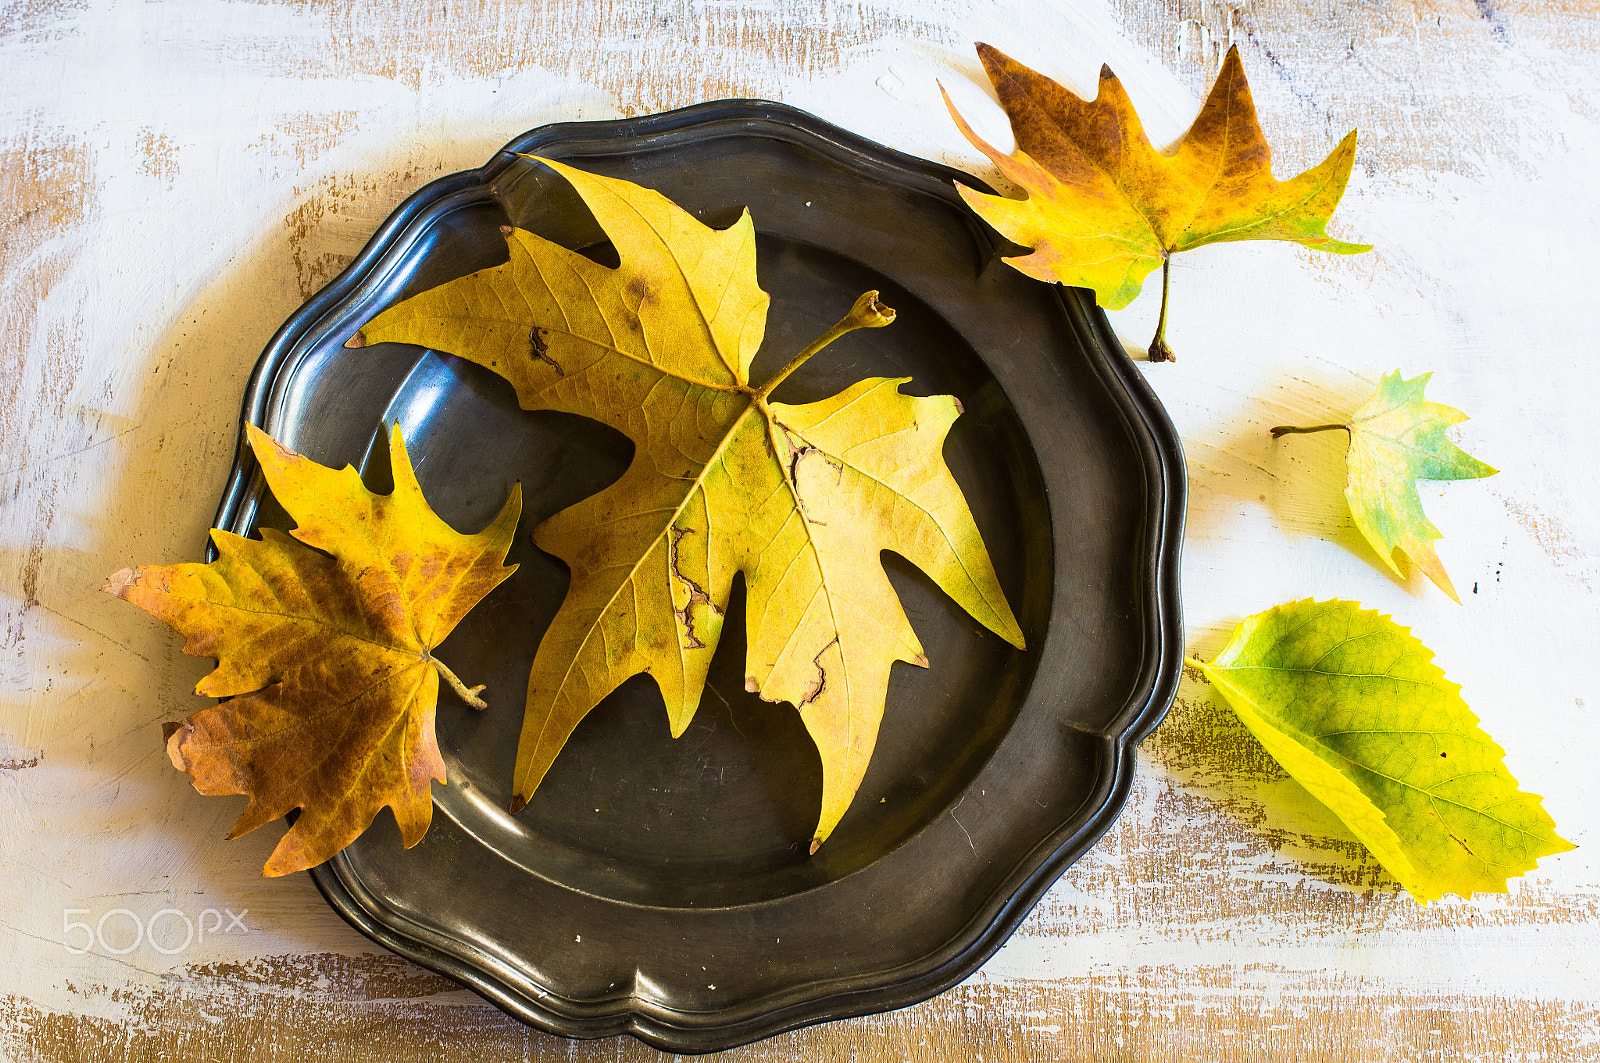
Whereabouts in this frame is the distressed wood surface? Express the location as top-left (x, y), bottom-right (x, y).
top-left (3, 0), bottom-right (1597, 1059)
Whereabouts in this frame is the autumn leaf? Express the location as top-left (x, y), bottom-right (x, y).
top-left (943, 43), bottom-right (1370, 360)
top-left (1272, 371), bottom-right (1496, 601)
top-left (105, 424), bottom-right (521, 876)
top-left (1190, 599), bottom-right (1572, 902)
top-left (353, 157), bottom-right (1025, 852)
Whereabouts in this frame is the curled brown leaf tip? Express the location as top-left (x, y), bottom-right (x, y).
top-left (508, 794), bottom-right (527, 815)
top-left (103, 567), bottom-right (138, 597)
top-left (164, 721), bottom-right (190, 772)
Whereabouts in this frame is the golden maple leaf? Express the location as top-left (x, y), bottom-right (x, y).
top-left (943, 43), bottom-right (1370, 359)
top-left (106, 424), bottom-right (521, 875)
top-left (355, 157), bottom-right (1026, 852)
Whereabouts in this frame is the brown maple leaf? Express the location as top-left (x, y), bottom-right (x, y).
top-left (106, 424), bottom-right (521, 875)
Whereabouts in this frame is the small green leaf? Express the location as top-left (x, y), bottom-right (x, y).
top-left (1194, 599), bottom-right (1572, 903)
top-left (1275, 371), bottom-right (1496, 601)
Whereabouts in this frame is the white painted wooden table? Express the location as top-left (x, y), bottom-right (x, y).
top-left (3, 1), bottom-right (1596, 1058)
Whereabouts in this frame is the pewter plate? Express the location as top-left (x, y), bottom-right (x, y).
top-left (213, 102), bottom-right (1184, 1052)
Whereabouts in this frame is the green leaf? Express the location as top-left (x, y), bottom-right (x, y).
top-left (1194, 599), bottom-right (1572, 903)
top-left (1275, 371), bottom-right (1496, 601)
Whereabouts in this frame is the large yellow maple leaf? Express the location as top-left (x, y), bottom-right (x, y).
top-left (107, 424), bottom-right (521, 875)
top-left (944, 43), bottom-right (1370, 358)
top-left (355, 158), bottom-right (1025, 851)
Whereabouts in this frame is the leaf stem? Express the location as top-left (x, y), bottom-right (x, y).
top-left (1182, 655), bottom-right (1209, 671)
top-left (432, 656), bottom-right (488, 709)
top-left (1147, 256), bottom-right (1174, 362)
top-left (756, 290), bottom-right (896, 400)
top-left (1269, 423), bottom-right (1351, 439)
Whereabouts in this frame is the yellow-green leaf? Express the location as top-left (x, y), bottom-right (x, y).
top-left (1194, 599), bottom-right (1572, 903)
top-left (1274, 371), bottom-right (1496, 601)
top-left (105, 424), bottom-right (521, 875)
top-left (355, 157), bottom-right (1025, 852)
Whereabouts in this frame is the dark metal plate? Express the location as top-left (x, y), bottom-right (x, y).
top-left (213, 101), bottom-right (1184, 1052)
